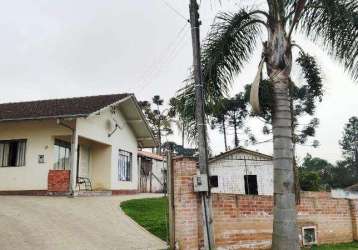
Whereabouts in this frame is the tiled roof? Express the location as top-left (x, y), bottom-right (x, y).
top-left (138, 150), bottom-right (164, 161)
top-left (209, 147), bottom-right (273, 163)
top-left (0, 93), bottom-right (131, 122)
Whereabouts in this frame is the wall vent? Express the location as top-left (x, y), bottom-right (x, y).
top-left (302, 226), bottom-right (317, 246)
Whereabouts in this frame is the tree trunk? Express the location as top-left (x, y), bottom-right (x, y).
top-left (233, 114), bottom-right (239, 148)
top-left (157, 119), bottom-right (161, 155)
top-left (266, 20), bottom-right (299, 249)
top-left (222, 119), bottom-right (228, 151)
top-left (182, 120), bottom-right (185, 147)
top-left (271, 74), bottom-right (299, 250)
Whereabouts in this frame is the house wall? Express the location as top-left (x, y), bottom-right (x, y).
top-left (91, 144), bottom-right (111, 190)
top-left (0, 120), bottom-right (72, 191)
top-left (209, 152), bottom-right (273, 195)
top-left (76, 107), bottom-right (139, 191)
top-left (174, 157), bottom-right (355, 250)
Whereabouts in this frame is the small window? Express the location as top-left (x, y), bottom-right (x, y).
top-left (0, 140), bottom-right (27, 167)
top-left (244, 175), bottom-right (258, 195)
top-left (302, 226), bottom-right (317, 246)
top-left (53, 139), bottom-right (71, 170)
top-left (0, 139), bottom-right (27, 167)
top-left (118, 149), bottom-right (132, 181)
top-left (210, 175), bottom-right (219, 188)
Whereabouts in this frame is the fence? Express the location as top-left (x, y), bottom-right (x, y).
top-left (172, 157), bottom-right (358, 250)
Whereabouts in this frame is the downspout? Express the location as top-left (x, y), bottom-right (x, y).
top-left (57, 118), bottom-right (78, 196)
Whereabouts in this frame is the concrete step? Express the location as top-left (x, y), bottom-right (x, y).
top-left (75, 191), bottom-right (112, 197)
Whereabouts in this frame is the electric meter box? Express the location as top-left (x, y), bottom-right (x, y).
top-left (193, 174), bottom-right (209, 192)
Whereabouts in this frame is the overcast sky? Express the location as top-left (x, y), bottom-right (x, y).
top-left (0, 0), bottom-right (357, 163)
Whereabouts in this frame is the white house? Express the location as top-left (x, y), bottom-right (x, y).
top-left (209, 147), bottom-right (273, 195)
top-left (0, 93), bottom-right (157, 195)
top-left (137, 150), bottom-right (166, 193)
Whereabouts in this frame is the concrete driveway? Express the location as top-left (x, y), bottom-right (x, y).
top-left (0, 193), bottom-right (167, 250)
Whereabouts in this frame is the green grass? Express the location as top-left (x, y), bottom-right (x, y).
top-left (120, 197), bottom-right (168, 241)
top-left (303, 242), bottom-right (358, 249)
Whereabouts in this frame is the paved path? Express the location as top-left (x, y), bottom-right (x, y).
top-left (0, 193), bottom-right (167, 250)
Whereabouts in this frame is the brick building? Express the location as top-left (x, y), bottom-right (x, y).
top-left (173, 157), bottom-right (358, 249)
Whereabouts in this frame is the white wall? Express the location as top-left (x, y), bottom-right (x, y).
top-left (209, 151), bottom-right (273, 195)
top-left (331, 189), bottom-right (358, 199)
top-left (0, 105), bottom-right (144, 192)
top-left (91, 144), bottom-right (111, 190)
top-left (76, 107), bottom-right (139, 191)
top-left (0, 120), bottom-right (72, 191)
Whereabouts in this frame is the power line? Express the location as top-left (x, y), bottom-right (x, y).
top-left (130, 23), bottom-right (188, 92)
top-left (131, 22), bottom-right (189, 93)
top-left (252, 138), bottom-right (273, 145)
top-left (160, 0), bottom-right (189, 22)
top-left (137, 32), bottom-right (189, 94)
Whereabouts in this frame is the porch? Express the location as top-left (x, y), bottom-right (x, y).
top-left (52, 135), bottom-right (112, 193)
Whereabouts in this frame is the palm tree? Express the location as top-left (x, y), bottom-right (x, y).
top-left (176, 1), bottom-right (358, 249)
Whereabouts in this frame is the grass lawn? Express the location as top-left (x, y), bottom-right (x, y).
top-left (303, 242), bottom-right (358, 249)
top-left (120, 197), bottom-right (168, 241)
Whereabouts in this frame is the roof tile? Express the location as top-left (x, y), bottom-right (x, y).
top-left (0, 93), bottom-right (131, 121)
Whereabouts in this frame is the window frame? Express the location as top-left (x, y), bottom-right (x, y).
top-left (0, 139), bottom-right (27, 168)
top-left (244, 174), bottom-right (258, 195)
top-left (53, 139), bottom-right (71, 170)
top-left (118, 149), bottom-right (132, 182)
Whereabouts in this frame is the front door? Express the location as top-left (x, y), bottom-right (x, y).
top-left (77, 145), bottom-right (90, 178)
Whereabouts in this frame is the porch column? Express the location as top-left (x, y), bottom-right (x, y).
top-left (70, 128), bottom-right (78, 195)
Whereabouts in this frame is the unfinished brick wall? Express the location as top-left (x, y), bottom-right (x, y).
top-left (349, 199), bottom-right (358, 240)
top-left (173, 157), bottom-right (356, 250)
top-left (173, 157), bottom-right (201, 249)
top-left (48, 170), bottom-right (70, 193)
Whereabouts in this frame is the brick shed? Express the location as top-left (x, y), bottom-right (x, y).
top-left (173, 157), bottom-right (358, 250)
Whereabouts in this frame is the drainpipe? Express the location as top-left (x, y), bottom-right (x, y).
top-left (57, 119), bottom-right (78, 196)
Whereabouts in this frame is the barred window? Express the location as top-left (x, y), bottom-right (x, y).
top-left (53, 139), bottom-right (71, 170)
top-left (0, 139), bottom-right (27, 167)
top-left (118, 149), bottom-right (132, 181)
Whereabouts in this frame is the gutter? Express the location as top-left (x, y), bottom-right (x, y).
top-left (0, 114), bottom-right (87, 123)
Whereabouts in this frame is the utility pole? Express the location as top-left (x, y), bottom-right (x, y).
top-left (188, 0), bottom-right (215, 249)
top-left (166, 152), bottom-right (175, 249)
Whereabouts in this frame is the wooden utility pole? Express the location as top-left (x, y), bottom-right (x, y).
top-left (166, 152), bottom-right (175, 249)
top-left (188, 0), bottom-right (215, 249)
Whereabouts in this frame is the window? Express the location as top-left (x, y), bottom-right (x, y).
top-left (54, 139), bottom-right (71, 170)
top-left (118, 149), bottom-right (132, 181)
top-left (302, 226), bottom-right (317, 246)
top-left (244, 175), bottom-right (258, 195)
top-left (0, 139), bottom-right (26, 167)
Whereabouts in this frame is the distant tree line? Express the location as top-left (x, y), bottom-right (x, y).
top-left (299, 116), bottom-right (358, 191)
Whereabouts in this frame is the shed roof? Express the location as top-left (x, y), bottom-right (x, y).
top-left (138, 151), bottom-right (164, 161)
top-left (346, 183), bottom-right (358, 192)
top-left (209, 147), bottom-right (273, 163)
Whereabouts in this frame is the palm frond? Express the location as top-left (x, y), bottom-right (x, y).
top-left (174, 8), bottom-right (263, 136)
top-left (202, 9), bottom-right (263, 101)
top-left (300, 0), bottom-right (358, 79)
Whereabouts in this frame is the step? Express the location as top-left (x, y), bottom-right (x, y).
top-left (74, 191), bottom-right (112, 197)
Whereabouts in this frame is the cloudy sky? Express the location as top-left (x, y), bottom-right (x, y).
top-left (0, 0), bottom-right (357, 163)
